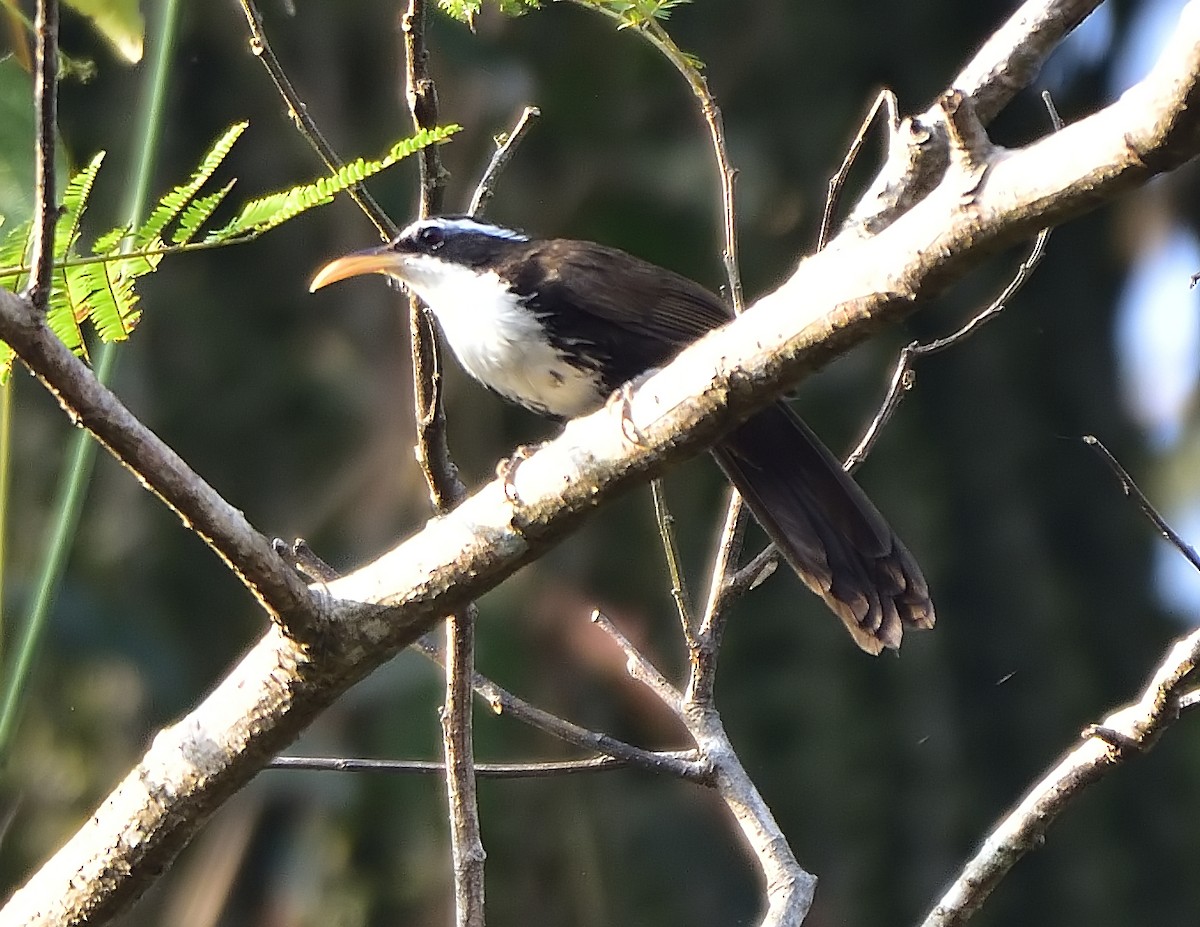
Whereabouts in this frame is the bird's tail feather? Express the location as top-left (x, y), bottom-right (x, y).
top-left (711, 402), bottom-right (934, 654)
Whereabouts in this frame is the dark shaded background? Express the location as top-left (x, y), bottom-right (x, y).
top-left (3, 1), bottom-right (1200, 925)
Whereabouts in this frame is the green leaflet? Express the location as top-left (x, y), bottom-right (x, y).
top-left (0, 120), bottom-right (459, 380)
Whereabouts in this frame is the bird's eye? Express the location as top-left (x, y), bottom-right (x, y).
top-left (416, 226), bottom-right (445, 250)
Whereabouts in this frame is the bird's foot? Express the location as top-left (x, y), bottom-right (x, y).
top-left (496, 443), bottom-right (544, 501)
top-left (607, 380), bottom-right (650, 447)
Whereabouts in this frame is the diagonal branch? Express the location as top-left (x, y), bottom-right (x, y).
top-left (0, 290), bottom-right (317, 637)
top-left (4, 3), bottom-right (1200, 924)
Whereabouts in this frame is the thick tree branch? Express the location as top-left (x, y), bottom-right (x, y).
top-left (848, 0), bottom-right (1101, 234)
top-left (0, 291), bottom-right (317, 638)
top-left (954, 0), bottom-right (1100, 124)
top-left (3, 3), bottom-right (1200, 924)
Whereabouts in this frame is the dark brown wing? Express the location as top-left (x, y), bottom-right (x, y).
top-left (500, 240), bottom-right (732, 358)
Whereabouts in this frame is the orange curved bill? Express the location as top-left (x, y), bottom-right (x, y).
top-left (309, 245), bottom-right (399, 292)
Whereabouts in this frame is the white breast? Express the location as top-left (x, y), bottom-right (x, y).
top-left (396, 255), bottom-right (603, 419)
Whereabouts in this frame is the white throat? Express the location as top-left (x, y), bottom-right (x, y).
top-left (395, 254), bottom-right (603, 419)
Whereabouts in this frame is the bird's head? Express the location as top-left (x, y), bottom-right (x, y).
top-left (309, 216), bottom-right (530, 293)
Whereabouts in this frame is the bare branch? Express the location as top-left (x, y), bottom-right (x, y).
top-left (401, 4), bottom-right (482, 923)
top-left (25, 0), bottom-right (59, 313)
top-left (591, 610), bottom-right (684, 712)
top-left (0, 291), bottom-right (317, 638)
top-left (923, 623), bottom-right (1200, 927)
top-left (235, 0), bottom-right (395, 240)
top-left (5, 3), bottom-right (1200, 922)
top-left (268, 753), bottom-right (687, 777)
top-left (1084, 435), bottom-right (1200, 574)
top-left (468, 105), bottom-right (541, 217)
top-left (848, 0), bottom-right (1101, 236)
top-left (819, 89), bottom-right (899, 252)
top-left (954, 0), bottom-right (1101, 125)
top-left (650, 480), bottom-right (696, 643)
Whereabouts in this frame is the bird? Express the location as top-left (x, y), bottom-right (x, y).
top-left (310, 215), bottom-right (934, 654)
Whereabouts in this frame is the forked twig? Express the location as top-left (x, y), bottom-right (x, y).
top-left (845, 91), bottom-right (1062, 472)
top-left (818, 89), bottom-right (899, 252)
top-left (468, 105), bottom-right (541, 217)
top-left (236, 0), bottom-right (395, 239)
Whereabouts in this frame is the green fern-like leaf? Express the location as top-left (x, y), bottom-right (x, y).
top-left (91, 224), bottom-right (133, 255)
top-left (172, 180), bottom-right (236, 245)
top-left (0, 118), bottom-right (463, 380)
top-left (73, 259), bottom-right (141, 342)
top-left (0, 221), bottom-right (31, 292)
top-left (45, 270), bottom-right (87, 359)
top-left (133, 122), bottom-right (247, 249)
top-left (209, 123), bottom-right (460, 241)
top-left (437, 0), bottom-right (481, 21)
top-left (54, 153), bottom-right (106, 262)
top-left (40, 153), bottom-right (108, 362)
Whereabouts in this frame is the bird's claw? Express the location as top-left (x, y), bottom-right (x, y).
top-left (608, 382), bottom-right (647, 446)
top-left (496, 443), bottom-right (542, 502)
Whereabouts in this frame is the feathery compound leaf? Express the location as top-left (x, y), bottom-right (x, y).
top-left (40, 153), bottom-right (107, 363)
top-left (74, 259), bottom-right (141, 341)
top-left (91, 224), bottom-right (133, 255)
top-left (437, 0), bottom-right (481, 21)
top-left (133, 122), bottom-right (247, 249)
top-left (56, 152), bottom-right (105, 261)
top-left (45, 272), bottom-right (87, 358)
top-left (209, 124), bottom-right (460, 241)
top-left (0, 220), bottom-right (31, 292)
top-left (0, 120), bottom-right (464, 379)
top-left (172, 180), bottom-right (236, 245)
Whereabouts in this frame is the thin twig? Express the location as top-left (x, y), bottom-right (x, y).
top-left (235, 0), bottom-right (395, 239)
top-left (698, 489), bottom-right (746, 636)
top-left (819, 89), bottom-right (897, 252)
top-left (578, 11), bottom-right (744, 310)
top-left (723, 542), bottom-right (780, 600)
top-left (845, 91), bottom-right (1062, 472)
top-left (689, 490), bottom-right (745, 706)
top-left (651, 479), bottom-right (695, 644)
top-left (468, 105), bottom-right (541, 217)
top-left (25, 0), bottom-right (59, 313)
top-left (576, 6), bottom-right (752, 665)
top-left (845, 225), bottom-right (1050, 471)
top-left (401, 4), bottom-right (481, 923)
top-left (412, 633), bottom-right (709, 782)
top-left (1083, 435), bottom-right (1200, 573)
top-left (591, 609), bottom-right (683, 712)
top-left (268, 754), bottom-right (663, 777)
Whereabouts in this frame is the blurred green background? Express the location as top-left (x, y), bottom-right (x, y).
top-left (3, 1), bottom-right (1200, 925)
